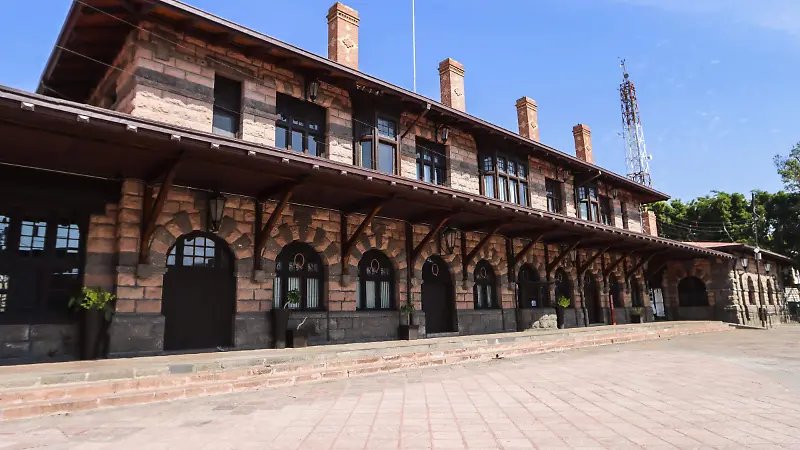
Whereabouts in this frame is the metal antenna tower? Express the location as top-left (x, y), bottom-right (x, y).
top-left (619, 59), bottom-right (652, 186)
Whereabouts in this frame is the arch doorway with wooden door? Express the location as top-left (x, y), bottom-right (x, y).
top-left (162, 232), bottom-right (235, 352)
top-left (584, 272), bottom-right (604, 324)
top-left (421, 255), bottom-right (456, 334)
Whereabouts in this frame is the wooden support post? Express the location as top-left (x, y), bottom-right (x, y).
top-left (546, 240), bottom-right (581, 274)
top-left (254, 189), bottom-right (293, 270)
top-left (411, 215), bottom-right (451, 266)
top-left (139, 158), bottom-right (179, 265)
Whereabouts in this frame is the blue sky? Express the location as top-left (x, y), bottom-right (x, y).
top-left (1, 0), bottom-right (798, 201)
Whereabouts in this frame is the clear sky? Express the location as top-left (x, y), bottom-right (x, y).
top-left (1, 0), bottom-right (797, 201)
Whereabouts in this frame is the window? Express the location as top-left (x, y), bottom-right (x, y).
top-left (554, 268), bottom-right (572, 304)
top-left (678, 276), bottom-right (709, 307)
top-left (480, 152), bottom-right (529, 206)
top-left (599, 196), bottom-right (614, 226)
top-left (167, 234), bottom-right (225, 268)
top-left (274, 242), bottom-right (323, 310)
top-left (631, 280), bottom-right (644, 307)
top-left (576, 182), bottom-right (600, 222)
top-left (473, 260), bottom-right (497, 309)
top-left (19, 220), bottom-right (47, 255)
top-left (357, 250), bottom-right (394, 310)
top-left (518, 264), bottom-right (547, 308)
top-left (545, 178), bottom-right (562, 214)
top-left (0, 215), bottom-right (8, 250)
top-left (356, 110), bottom-right (398, 174)
top-left (0, 274), bottom-right (7, 313)
top-left (609, 275), bottom-right (623, 307)
top-left (768, 281), bottom-right (774, 305)
top-left (275, 93), bottom-right (326, 157)
top-left (212, 75), bottom-right (242, 137)
top-left (56, 223), bottom-right (80, 255)
top-left (416, 138), bottom-right (446, 185)
top-left (748, 278), bottom-right (756, 305)
top-left (621, 202), bottom-right (629, 229)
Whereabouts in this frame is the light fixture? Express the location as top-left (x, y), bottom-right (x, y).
top-left (307, 79), bottom-right (320, 102)
top-left (207, 192), bottom-right (226, 233)
top-left (436, 124), bottom-right (450, 144)
top-left (441, 228), bottom-right (458, 255)
top-left (740, 257), bottom-right (749, 269)
top-left (765, 262), bottom-right (771, 273)
top-left (611, 188), bottom-right (618, 199)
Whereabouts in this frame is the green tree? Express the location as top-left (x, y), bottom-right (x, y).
top-left (774, 142), bottom-right (800, 192)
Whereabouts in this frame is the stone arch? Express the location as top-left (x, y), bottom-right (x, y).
top-left (348, 218), bottom-right (407, 283)
top-left (470, 235), bottom-right (507, 283)
top-left (516, 244), bottom-right (546, 281)
top-left (260, 204), bottom-right (339, 277)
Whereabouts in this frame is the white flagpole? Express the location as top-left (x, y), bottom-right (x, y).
top-left (412, 0), bottom-right (417, 92)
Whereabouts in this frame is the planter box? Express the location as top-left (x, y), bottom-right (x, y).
top-left (271, 309), bottom-right (290, 349)
top-left (398, 324), bottom-right (419, 340)
top-left (287, 329), bottom-right (308, 348)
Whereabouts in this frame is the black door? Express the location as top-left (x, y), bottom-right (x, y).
top-left (421, 256), bottom-right (455, 334)
top-left (162, 233), bottom-right (235, 352)
top-left (584, 273), bottom-right (603, 324)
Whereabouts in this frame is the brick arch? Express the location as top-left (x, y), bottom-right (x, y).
top-left (414, 229), bottom-right (460, 281)
top-left (260, 204), bottom-right (339, 276)
top-left (148, 211), bottom-right (253, 268)
top-left (471, 236), bottom-right (506, 284)
top-left (517, 247), bottom-right (545, 280)
top-left (347, 220), bottom-right (407, 280)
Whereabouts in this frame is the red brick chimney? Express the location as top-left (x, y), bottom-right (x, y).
top-left (438, 58), bottom-right (465, 112)
top-left (515, 97), bottom-right (539, 142)
top-left (327, 3), bottom-right (360, 70)
top-left (572, 124), bottom-right (593, 164)
top-left (643, 210), bottom-right (659, 237)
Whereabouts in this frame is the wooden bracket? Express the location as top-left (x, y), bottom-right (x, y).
top-left (410, 214), bottom-right (452, 267)
top-left (603, 251), bottom-right (635, 278)
top-left (625, 251), bottom-right (665, 281)
top-left (341, 201), bottom-right (386, 273)
top-left (342, 194), bottom-right (395, 215)
top-left (546, 240), bottom-right (581, 274)
top-left (462, 223), bottom-right (503, 278)
top-left (254, 187), bottom-right (296, 270)
top-left (577, 246), bottom-right (611, 276)
top-left (399, 103), bottom-right (431, 141)
top-left (139, 156), bottom-right (180, 265)
top-left (645, 258), bottom-right (669, 281)
top-left (257, 175), bottom-right (309, 203)
top-left (511, 229), bottom-right (551, 268)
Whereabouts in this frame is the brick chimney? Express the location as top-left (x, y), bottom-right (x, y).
top-left (515, 97), bottom-right (539, 142)
top-left (327, 3), bottom-right (359, 70)
top-left (438, 58), bottom-right (465, 111)
top-left (572, 124), bottom-right (593, 164)
top-left (642, 210), bottom-right (659, 237)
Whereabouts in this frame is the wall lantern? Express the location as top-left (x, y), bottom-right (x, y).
top-left (307, 79), bottom-right (320, 102)
top-left (207, 192), bottom-right (227, 233)
top-left (563, 245), bottom-right (577, 265)
top-left (611, 188), bottom-right (618, 199)
top-left (437, 124), bottom-right (450, 144)
top-left (765, 262), bottom-right (772, 273)
top-left (740, 257), bottom-right (749, 269)
top-left (441, 227), bottom-right (458, 255)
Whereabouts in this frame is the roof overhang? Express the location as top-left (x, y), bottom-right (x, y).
top-left (37, 0), bottom-right (671, 204)
top-left (683, 242), bottom-right (795, 265)
top-left (0, 85), bottom-right (727, 261)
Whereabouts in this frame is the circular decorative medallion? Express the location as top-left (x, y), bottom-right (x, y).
top-left (479, 266), bottom-right (488, 279)
top-left (431, 263), bottom-right (440, 277)
top-left (293, 253), bottom-right (305, 270)
top-left (370, 258), bottom-right (380, 273)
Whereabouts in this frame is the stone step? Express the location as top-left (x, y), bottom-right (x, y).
top-left (0, 321), bottom-right (732, 421)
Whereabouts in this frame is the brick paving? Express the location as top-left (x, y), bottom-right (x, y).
top-left (2, 326), bottom-right (800, 449)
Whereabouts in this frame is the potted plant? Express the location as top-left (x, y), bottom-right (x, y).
top-left (399, 302), bottom-right (419, 340)
top-left (631, 306), bottom-right (645, 323)
top-left (69, 287), bottom-right (115, 360)
top-left (556, 296), bottom-right (571, 329)
top-left (272, 289), bottom-right (299, 349)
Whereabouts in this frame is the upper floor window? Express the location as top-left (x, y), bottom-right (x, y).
top-left (416, 138), bottom-right (446, 186)
top-left (545, 178), bottom-right (562, 214)
top-left (599, 196), bottom-right (614, 226)
top-left (621, 202), bottom-right (629, 229)
top-left (355, 110), bottom-right (398, 174)
top-left (275, 93), bottom-right (326, 157)
top-left (212, 75), bottom-right (242, 138)
top-left (480, 152), bottom-right (529, 206)
top-left (576, 182), bottom-right (600, 222)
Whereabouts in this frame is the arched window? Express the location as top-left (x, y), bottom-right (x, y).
top-left (358, 250), bottom-right (394, 310)
top-left (678, 276), bottom-right (708, 307)
top-left (630, 280), bottom-right (644, 307)
top-left (748, 278), bottom-right (756, 305)
top-left (167, 232), bottom-right (230, 269)
top-left (274, 242), bottom-right (323, 310)
top-left (473, 260), bottom-right (497, 309)
top-left (518, 264), bottom-right (547, 308)
top-left (554, 268), bottom-right (572, 304)
top-left (609, 274), bottom-right (623, 308)
top-left (767, 280), bottom-right (774, 305)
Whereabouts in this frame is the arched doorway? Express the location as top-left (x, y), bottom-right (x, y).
top-left (678, 276), bottom-right (709, 307)
top-left (162, 232), bottom-right (235, 352)
top-left (422, 255), bottom-right (455, 334)
top-left (518, 264), bottom-right (547, 308)
top-left (609, 274), bottom-right (623, 308)
top-left (584, 272), bottom-right (603, 324)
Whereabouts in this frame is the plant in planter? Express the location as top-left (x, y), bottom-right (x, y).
top-left (398, 302), bottom-right (419, 340)
top-left (630, 306), bottom-right (645, 323)
top-left (555, 296), bottom-right (571, 329)
top-left (68, 287), bottom-right (115, 360)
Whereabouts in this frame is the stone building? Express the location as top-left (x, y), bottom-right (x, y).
top-left (0, 0), bottom-right (753, 362)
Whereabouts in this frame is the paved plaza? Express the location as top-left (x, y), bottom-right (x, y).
top-left (2, 326), bottom-right (800, 449)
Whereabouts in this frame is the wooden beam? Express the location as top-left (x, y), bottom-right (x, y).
top-left (603, 251), bottom-right (635, 277)
top-left (411, 215), bottom-right (451, 265)
top-left (577, 246), bottom-right (610, 275)
top-left (511, 229), bottom-right (552, 267)
top-left (341, 203), bottom-right (384, 273)
top-left (461, 218), bottom-right (511, 232)
top-left (399, 103), bottom-right (431, 141)
top-left (139, 158), bottom-right (180, 265)
top-left (645, 259), bottom-right (669, 280)
top-left (463, 224), bottom-right (503, 273)
top-left (342, 194), bottom-right (395, 214)
top-left (546, 240), bottom-right (581, 274)
top-left (254, 188), bottom-right (294, 269)
top-left (256, 176), bottom-right (308, 203)
top-left (625, 251), bottom-right (665, 281)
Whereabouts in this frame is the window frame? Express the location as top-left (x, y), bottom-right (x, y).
top-left (355, 107), bottom-right (399, 175)
top-left (357, 250), bottom-right (395, 310)
top-left (479, 151), bottom-right (530, 207)
top-left (545, 178), bottom-right (563, 214)
top-left (211, 74), bottom-right (242, 138)
top-left (473, 260), bottom-right (498, 309)
top-left (415, 138), bottom-right (447, 186)
top-left (599, 195), bottom-right (614, 226)
top-left (273, 242), bottom-right (325, 311)
top-left (275, 93), bottom-right (326, 157)
top-left (576, 181), bottom-right (601, 222)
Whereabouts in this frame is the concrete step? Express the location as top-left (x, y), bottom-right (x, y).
top-left (0, 321), bottom-right (732, 421)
